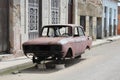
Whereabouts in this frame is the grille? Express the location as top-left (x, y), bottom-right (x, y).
top-left (23, 45), bottom-right (62, 53)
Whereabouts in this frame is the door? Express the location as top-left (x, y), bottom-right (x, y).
top-left (113, 19), bottom-right (116, 35)
top-left (78, 27), bottom-right (86, 52)
top-left (74, 27), bottom-right (85, 56)
top-left (109, 8), bottom-right (112, 36)
top-left (68, 0), bottom-right (73, 24)
top-left (0, 0), bottom-right (9, 54)
top-left (97, 17), bottom-right (102, 39)
top-left (80, 16), bottom-right (86, 31)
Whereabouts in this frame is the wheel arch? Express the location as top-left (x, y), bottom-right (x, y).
top-left (65, 48), bottom-right (73, 58)
top-left (86, 45), bottom-right (90, 50)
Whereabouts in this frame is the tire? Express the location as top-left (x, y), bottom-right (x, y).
top-left (75, 55), bottom-right (81, 59)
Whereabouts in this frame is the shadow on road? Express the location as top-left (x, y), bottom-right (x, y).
top-left (20, 58), bottom-right (86, 74)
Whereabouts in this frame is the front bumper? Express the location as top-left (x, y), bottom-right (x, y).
top-left (33, 51), bottom-right (63, 58)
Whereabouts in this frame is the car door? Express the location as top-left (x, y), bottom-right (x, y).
top-left (78, 27), bottom-right (87, 52)
top-left (73, 27), bottom-right (83, 56)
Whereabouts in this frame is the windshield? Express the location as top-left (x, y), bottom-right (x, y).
top-left (41, 26), bottom-right (72, 37)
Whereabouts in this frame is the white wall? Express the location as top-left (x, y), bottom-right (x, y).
top-left (60, 0), bottom-right (68, 24)
top-left (42, 0), bottom-right (51, 26)
top-left (102, 0), bottom-right (118, 38)
top-left (21, 0), bottom-right (29, 44)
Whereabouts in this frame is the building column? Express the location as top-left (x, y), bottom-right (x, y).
top-left (20, 0), bottom-right (29, 45)
top-left (73, 0), bottom-right (78, 24)
top-left (60, 0), bottom-right (68, 24)
top-left (106, 7), bottom-right (109, 37)
top-left (93, 17), bottom-right (97, 40)
top-left (101, 13), bottom-right (105, 39)
top-left (9, 0), bottom-right (22, 55)
top-left (85, 16), bottom-right (89, 36)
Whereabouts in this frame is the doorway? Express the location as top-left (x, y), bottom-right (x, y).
top-left (0, 0), bottom-right (9, 54)
top-left (97, 17), bottom-right (102, 39)
top-left (68, 0), bottom-right (73, 24)
top-left (80, 16), bottom-right (86, 31)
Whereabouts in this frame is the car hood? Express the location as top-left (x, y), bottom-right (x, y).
top-left (23, 37), bottom-right (72, 45)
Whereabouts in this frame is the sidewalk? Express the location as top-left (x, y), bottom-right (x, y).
top-left (92, 35), bottom-right (120, 47)
top-left (0, 36), bottom-right (120, 75)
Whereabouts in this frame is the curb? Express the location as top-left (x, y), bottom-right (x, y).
top-left (0, 61), bottom-right (35, 75)
top-left (92, 40), bottom-right (110, 48)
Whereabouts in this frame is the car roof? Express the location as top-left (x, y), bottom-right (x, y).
top-left (43, 24), bottom-right (82, 28)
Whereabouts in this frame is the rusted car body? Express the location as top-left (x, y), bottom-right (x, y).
top-left (23, 24), bottom-right (92, 63)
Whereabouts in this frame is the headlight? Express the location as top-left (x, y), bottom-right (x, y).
top-left (26, 53), bottom-right (34, 59)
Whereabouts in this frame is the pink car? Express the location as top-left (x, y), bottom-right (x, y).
top-left (23, 24), bottom-right (92, 63)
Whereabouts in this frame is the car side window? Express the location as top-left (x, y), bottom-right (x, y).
top-left (42, 27), bottom-right (55, 37)
top-left (42, 27), bottom-right (48, 36)
top-left (78, 27), bottom-right (85, 36)
top-left (74, 27), bottom-right (79, 36)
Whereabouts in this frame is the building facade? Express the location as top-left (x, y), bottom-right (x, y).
top-left (76, 0), bottom-right (118, 39)
top-left (102, 0), bottom-right (118, 38)
top-left (0, 0), bottom-right (118, 55)
top-left (77, 0), bottom-right (103, 40)
top-left (0, 0), bottom-right (77, 55)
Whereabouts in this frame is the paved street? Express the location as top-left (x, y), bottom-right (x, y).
top-left (0, 39), bottom-right (120, 80)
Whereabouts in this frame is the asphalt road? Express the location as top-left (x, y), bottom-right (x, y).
top-left (0, 40), bottom-right (120, 80)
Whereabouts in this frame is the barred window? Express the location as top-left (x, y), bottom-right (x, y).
top-left (28, 0), bottom-right (39, 39)
top-left (51, 0), bottom-right (60, 24)
top-left (28, 0), bottom-right (39, 32)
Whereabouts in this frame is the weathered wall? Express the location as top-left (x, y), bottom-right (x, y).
top-left (9, 0), bottom-right (22, 55)
top-left (78, 0), bottom-right (102, 17)
top-left (77, 0), bottom-right (102, 40)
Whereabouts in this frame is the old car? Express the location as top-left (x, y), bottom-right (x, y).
top-left (22, 24), bottom-right (92, 64)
